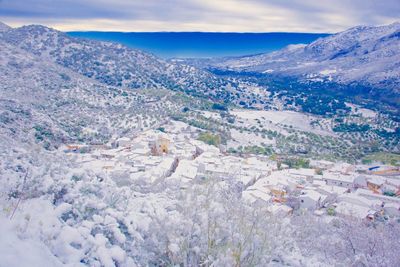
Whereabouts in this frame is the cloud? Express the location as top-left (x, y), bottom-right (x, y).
top-left (0, 0), bottom-right (398, 32)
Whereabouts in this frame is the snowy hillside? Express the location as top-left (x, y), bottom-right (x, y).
top-left (0, 24), bottom-right (236, 101)
top-left (207, 22), bottom-right (400, 91)
top-left (0, 39), bottom-right (172, 148)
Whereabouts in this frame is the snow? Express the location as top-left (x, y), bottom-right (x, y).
top-left (262, 69), bottom-right (274, 73)
top-left (319, 69), bottom-right (337, 75)
top-left (301, 190), bottom-right (327, 202)
top-left (242, 189), bottom-right (272, 203)
top-left (322, 172), bottom-right (356, 184)
top-left (267, 204), bottom-right (292, 216)
top-left (335, 202), bottom-right (371, 219)
top-left (0, 215), bottom-right (64, 267)
top-left (318, 184), bottom-right (348, 195)
top-left (231, 109), bottom-right (334, 136)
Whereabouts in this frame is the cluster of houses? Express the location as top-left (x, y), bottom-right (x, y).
top-left (61, 120), bottom-right (400, 221)
top-left (243, 161), bottom-right (400, 220)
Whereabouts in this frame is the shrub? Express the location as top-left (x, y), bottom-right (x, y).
top-left (327, 207), bottom-right (336, 216)
top-left (212, 103), bottom-right (228, 111)
top-left (197, 132), bottom-right (221, 146)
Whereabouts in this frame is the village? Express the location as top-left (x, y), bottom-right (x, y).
top-left (61, 119), bottom-right (400, 223)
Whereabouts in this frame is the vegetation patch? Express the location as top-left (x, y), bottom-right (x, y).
top-left (333, 123), bottom-right (370, 132)
top-left (362, 152), bottom-right (400, 166)
top-left (197, 132), bottom-right (221, 146)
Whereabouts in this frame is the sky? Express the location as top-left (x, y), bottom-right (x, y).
top-left (0, 0), bottom-right (399, 33)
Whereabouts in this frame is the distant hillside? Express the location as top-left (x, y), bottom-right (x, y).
top-left (205, 22), bottom-right (400, 93)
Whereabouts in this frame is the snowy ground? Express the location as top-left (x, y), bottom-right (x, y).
top-left (346, 103), bottom-right (377, 118)
top-left (231, 109), bottom-right (334, 136)
top-left (228, 128), bottom-right (275, 147)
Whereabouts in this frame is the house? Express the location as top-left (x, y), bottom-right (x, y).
top-left (269, 185), bottom-right (287, 203)
top-left (131, 142), bottom-right (145, 150)
top-left (368, 166), bottom-right (400, 176)
top-left (286, 177), bottom-right (305, 191)
top-left (135, 164), bottom-right (145, 172)
top-left (383, 177), bottom-right (400, 191)
top-left (381, 184), bottom-right (398, 195)
top-left (65, 144), bottom-right (84, 152)
top-left (335, 201), bottom-right (376, 220)
top-left (298, 190), bottom-right (327, 210)
top-left (101, 151), bottom-right (115, 159)
top-left (383, 203), bottom-right (400, 217)
top-left (238, 173), bottom-right (261, 188)
top-left (338, 192), bottom-right (382, 209)
top-left (116, 137), bottom-right (131, 148)
top-left (149, 136), bottom-right (170, 156)
top-left (321, 173), bottom-right (355, 188)
top-left (317, 184), bottom-right (349, 196)
top-left (354, 175), bottom-right (368, 189)
top-left (267, 204), bottom-right (293, 217)
top-left (102, 165), bottom-right (114, 171)
top-left (242, 189), bottom-right (272, 204)
top-left (314, 209), bottom-right (325, 216)
top-left (356, 188), bottom-right (400, 204)
top-left (171, 160), bottom-right (198, 181)
top-left (91, 150), bottom-right (101, 159)
top-left (156, 157), bottom-right (178, 178)
top-left (289, 168), bottom-right (316, 182)
top-left (90, 144), bottom-right (109, 150)
top-left (366, 177), bottom-right (385, 193)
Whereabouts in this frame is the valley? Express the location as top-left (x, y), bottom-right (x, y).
top-left (0, 20), bottom-right (399, 266)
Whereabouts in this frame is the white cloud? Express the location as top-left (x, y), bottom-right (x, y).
top-left (0, 0), bottom-right (398, 32)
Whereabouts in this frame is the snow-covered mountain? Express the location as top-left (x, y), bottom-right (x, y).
top-left (207, 22), bottom-right (400, 91)
top-left (0, 23), bottom-right (235, 101)
top-left (0, 37), bottom-right (183, 151)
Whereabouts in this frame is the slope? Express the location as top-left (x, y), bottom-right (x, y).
top-left (0, 23), bottom-right (235, 102)
top-left (208, 22), bottom-right (400, 91)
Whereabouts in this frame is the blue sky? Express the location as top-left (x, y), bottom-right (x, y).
top-left (0, 0), bottom-right (399, 32)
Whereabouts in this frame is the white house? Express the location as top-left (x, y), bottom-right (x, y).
top-left (354, 175), bottom-right (368, 188)
top-left (338, 192), bottom-right (382, 209)
top-left (298, 190), bottom-right (327, 210)
top-left (383, 203), bottom-right (400, 217)
top-left (288, 168), bottom-right (315, 182)
top-left (356, 188), bottom-right (400, 204)
top-left (267, 204), bottom-right (293, 217)
top-left (321, 172), bottom-right (355, 188)
top-left (335, 201), bottom-right (375, 220)
top-left (172, 160), bottom-right (198, 181)
top-left (317, 184), bottom-right (349, 196)
top-left (116, 137), bottom-right (131, 148)
top-left (242, 189), bottom-right (272, 204)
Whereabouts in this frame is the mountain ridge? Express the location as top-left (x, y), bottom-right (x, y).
top-left (201, 22), bottom-right (400, 92)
